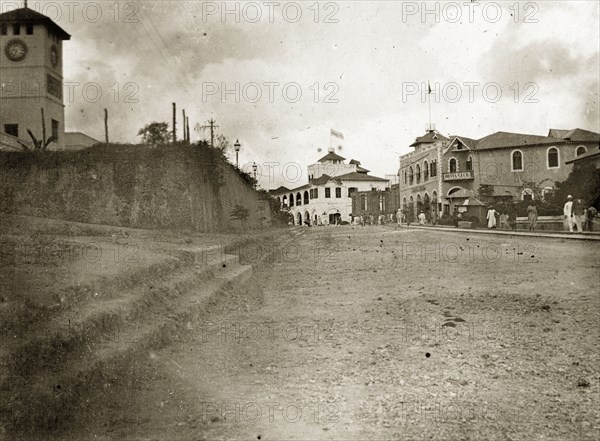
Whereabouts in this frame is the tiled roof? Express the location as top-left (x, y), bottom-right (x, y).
top-left (449, 136), bottom-right (478, 149)
top-left (309, 174), bottom-right (332, 185)
top-left (549, 128), bottom-right (600, 143)
top-left (318, 152), bottom-right (346, 162)
top-left (0, 7), bottom-right (71, 39)
top-left (410, 130), bottom-right (449, 147)
top-left (335, 172), bottom-right (388, 182)
top-left (269, 186), bottom-right (290, 194)
top-left (474, 131), bottom-right (562, 150)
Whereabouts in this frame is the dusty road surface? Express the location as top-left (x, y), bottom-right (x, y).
top-left (59, 226), bottom-right (599, 441)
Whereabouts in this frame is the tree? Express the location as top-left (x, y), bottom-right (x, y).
top-left (138, 122), bottom-right (170, 145)
top-left (550, 162), bottom-right (600, 209)
top-left (230, 205), bottom-right (250, 223)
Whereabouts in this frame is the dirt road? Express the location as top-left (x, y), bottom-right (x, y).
top-left (64, 226), bottom-right (599, 441)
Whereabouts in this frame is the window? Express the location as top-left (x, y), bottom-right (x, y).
top-left (576, 146), bottom-right (587, 157)
top-left (547, 147), bottom-right (559, 168)
top-left (522, 188), bottom-right (534, 201)
top-left (4, 124), bottom-right (18, 137)
top-left (408, 166), bottom-right (414, 185)
top-left (449, 158), bottom-right (457, 173)
top-left (289, 194), bottom-right (294, 207)
top-left (313, 188), bottom-right (318, 199)
top-left (416, 164), bottom-right (421, 183)
top-left (348, 187), bottom-right (357, 197)
top-left (430, 160), bottom-right (437, 177)
top-left (362, 195), bottom-right (367, 210)
top-left (542, 187), bottom-right (554, 201)
top-left (51, 119), bottom-right (59, 141)
top-left (296, 192), bottom-right (302, 206)
top-left (379, 195), bottom-right (385, 211)
top-left (423, 161), bottom-right (429, 181)
top-left (1, 23), bottom-right (7, 35)
top-left (512, 150), bottom-right (523, 171)
top-left (26, 23), bottom-right (33, 35)
top-left (13, 24), bottom-right (20, 35)
top-left (335, 187), bottom-right (341, 198)
top-left (466, 156), bottom-right (473, 171)
top-left (325, 188), bottom-right (331, 198)
top-left (304, 191), bottom-right (309, 205)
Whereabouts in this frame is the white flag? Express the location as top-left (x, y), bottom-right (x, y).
top-left (331, 129), bottom-right (344, 140)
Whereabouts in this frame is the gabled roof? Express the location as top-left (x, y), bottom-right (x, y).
top-left (475, 131), bottom-right (562, 150)
top-left (349, 159), bottom-right (361, 165)
top-left (548, 128), bottom-right (600, 143)
top-left (0, 7), bottom-right (71, 40)
top-left (356, 166), bottom-right (370, 173)
top-left (269, 186), bottom-right (290, 195)
top-left (448, 136), bottom-right (478, 150)
top-left (318, 152), bottom-right (346, 162)
top-left (410, 130), bottom-right (449, 147)
top-left (335, 172), bottom-right (388, 182)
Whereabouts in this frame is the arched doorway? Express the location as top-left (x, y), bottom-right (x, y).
top-left (304, 210), bottom-right (310, 226)
top-left (297, 212), bottom-right (302, 225)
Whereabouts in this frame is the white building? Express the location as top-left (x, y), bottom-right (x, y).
top-left (270, 149), bottom-right (389, 225)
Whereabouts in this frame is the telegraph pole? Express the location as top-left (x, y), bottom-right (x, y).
top-left (172, 103), bottom-right (177, 143)
top-left (200, 119), bottom-right (219, 148)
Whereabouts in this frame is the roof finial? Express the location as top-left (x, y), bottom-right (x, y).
top-left (24, 0), bottom-right (28, 8)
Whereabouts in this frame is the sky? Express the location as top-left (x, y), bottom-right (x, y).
top-left (5, 0), bottom-right (599, 188)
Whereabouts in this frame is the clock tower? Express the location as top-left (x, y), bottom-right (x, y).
top-left (0, 5), bottom-right (70, 150)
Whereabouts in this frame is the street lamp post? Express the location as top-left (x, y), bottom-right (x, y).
top-left (234, 139), bottom-right (241, 169)
top-left (252, 162), bottom-right (258, 188)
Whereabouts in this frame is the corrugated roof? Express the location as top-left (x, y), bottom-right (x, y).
top-left (0, 7), bottom-right (71, 40)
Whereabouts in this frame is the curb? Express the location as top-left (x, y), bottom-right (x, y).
top-left (393, 224), bottom-right (600, 241)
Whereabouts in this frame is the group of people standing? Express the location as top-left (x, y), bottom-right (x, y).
top-left (563, 195), bottom-right (596, 232)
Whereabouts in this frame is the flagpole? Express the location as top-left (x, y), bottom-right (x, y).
top-left (428, 82), bottom-right (432, 131)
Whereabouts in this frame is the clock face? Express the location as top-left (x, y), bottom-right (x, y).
top-left (50, 45), bottom-right (59, 67)
top-left (5, 39), bottom-right (28, 62)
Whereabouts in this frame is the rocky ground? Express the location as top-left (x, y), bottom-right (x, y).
top-left (52, 225), bottom-right (599, 441)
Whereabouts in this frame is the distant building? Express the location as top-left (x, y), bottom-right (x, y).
top-left (270, 148), bottom-right (389, 225)
top-left (64, 132), bottom-right (100, 150)
top-left (396, 127), bottom-right (600, 221)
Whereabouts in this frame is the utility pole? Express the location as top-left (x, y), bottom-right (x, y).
top-left (186, 117), bottom-right (190, 143)
top-left (104, 108), bottom-right (109, 143)
top-left (172, 103), bottom-right (177, 143)
top-left (200, 118), bottom-right (219, 148)
top-left (182, 109), bottom-right (186, 143)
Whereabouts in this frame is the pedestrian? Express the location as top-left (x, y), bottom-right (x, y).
top-left (499, 213), bottom-right (509, 229)
top-left (573, 197), bottom-right (585, 232)
top-left (527, 202), bottom-right (538, 231)
top-left (564, 195), bottom-right (575, 232)
top-left (418, 211), bottom-right (426, 225)
top-left (587, 205), bottom-right (597, 231)
top-left (486, 206), bottom-right (499, 229)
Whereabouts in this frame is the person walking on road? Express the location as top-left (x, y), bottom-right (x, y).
top-left (418, 211), bottom-right (426, 225)
top-left (527, 203), bottom-right (538, 231)
top-left (573, 198), bottom-right (585, 232)
top-left (564, 195), bottom-right (575, 232)
top-left (487, 206), bottom-right (499, 229)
